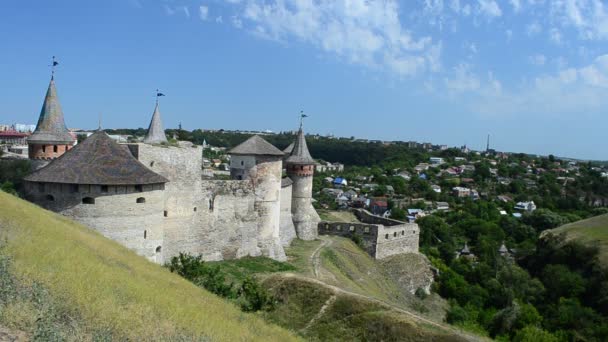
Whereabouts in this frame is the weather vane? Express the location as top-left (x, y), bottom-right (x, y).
top-left (156, 89), bottom-right (165, 103)
top-left (49, 56), bottom-right (59, 79)
top-left (299, 110), bottom-right (308, 129)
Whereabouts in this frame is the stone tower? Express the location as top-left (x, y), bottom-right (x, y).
top-left (143, 101), bottom-right (168, 144)
top-left (228, 135), bottom-right (286, 260)
top-left (28, 76), bottom-right (75, 160)
top-left (286, 126), bottom-right (320, 240)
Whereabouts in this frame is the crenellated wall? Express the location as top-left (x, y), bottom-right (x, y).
top-left (319, 209), bottom-right (419, 259)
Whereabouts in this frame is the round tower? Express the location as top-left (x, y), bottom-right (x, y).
top-left (285, 125), bottom-right (321, 240)
top-left (228, 135), bottom-right (287, 261)
top-left (28, 75), bottom-right (75, 160)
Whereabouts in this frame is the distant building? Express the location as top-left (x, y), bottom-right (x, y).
top-left (429, 157), bottom-right (444, 165)
top-left (333, 177), bottom-right (347, 188)
top-left (452, 187), bottom-right (471, 198)
top-left (370, 198), bottom-right (388, 215)
top-left (14, 124), bottom-right (36, 133)
top-left (0, 130), bottom-right (28, 145)
top-left (435, 202), bottom-right (449, 211)
top-left (514, 201), bottom-right (536, 212)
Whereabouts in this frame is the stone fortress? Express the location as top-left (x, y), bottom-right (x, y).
top-left (22, 74), bottom-right (419, 264)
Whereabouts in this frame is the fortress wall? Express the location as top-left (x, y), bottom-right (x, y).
top-left (318, 221), bottom-right (379, 257)
top-left (279, 184), bottom-right (297, 246)
top-left (292, 197), bottom-right (321, 240)
top-left (247, 156), bottom-right (286, 260)
top-left (375, 224), bottom-right (420, 259)
top-left (131, 142), bottom-right (203, 218)
top-left (160, 179), bottom-right (262, 261)
top-left (24, 182), bottom-right (166, 262)
top-left (318, 209), bottom-right (419, 259)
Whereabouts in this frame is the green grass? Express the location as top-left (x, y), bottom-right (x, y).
top-left (317, 210), bottom-right (359, 223)
top-left (546, 213), bottom-right (608, 264)
top-left (318, 238), bottom-right (405, 303)
top-left (0, 191), bottom-right (298, 341)
top-left (209, 256), bottom-right (296, 283)
top-left (285, 239), bottom-right (323, 276)
top-left (262, 275), bottom-right (468, 342)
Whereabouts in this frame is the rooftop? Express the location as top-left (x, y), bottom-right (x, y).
top-left (228, 135), bottom-right (284, 156)
top-left (28, 78), bottom-right (74, 144)
top-left (24, 131), bottom-right (168, 185)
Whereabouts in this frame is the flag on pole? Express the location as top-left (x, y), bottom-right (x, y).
top-left (157, 92), bottom-right (165, 97)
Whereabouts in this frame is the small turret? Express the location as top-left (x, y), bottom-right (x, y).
top-left (286, 124), bottom-right (320, 240)
top-left (28, 76), bottom-right (75, 160)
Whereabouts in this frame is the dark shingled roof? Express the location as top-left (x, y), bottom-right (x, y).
top-left (143, 102), bottom-right (168, 144)
top-left (28, 78), bottom-right (75, 144)
top-left (285, 128), bottom-right (315, 165)
top-left (24, 131), bottom-right (168, 185)
top-left (228, 135), bottom-right (284, 156)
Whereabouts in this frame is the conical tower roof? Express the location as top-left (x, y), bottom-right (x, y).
top-left (28, 78), bottom-right (74, 144)
top-left (285, 128), bottom-right (314, 165)
top-left (228, 135), bottom-right (284, 156)
top-left (143, 102), bottom-right (168, 144)
top-left (24, 130), bottom-right (168, 185)
top-left (283, 142), bottom-right (294, 154)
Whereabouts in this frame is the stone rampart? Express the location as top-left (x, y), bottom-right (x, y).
top-left (319, 209), bottom-right (419, 259)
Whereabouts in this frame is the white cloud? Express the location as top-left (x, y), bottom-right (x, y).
top-left (182, 6), bottom-right (190, 18)
top-left (529, 54), bottom-right (547, 66)
top-left (509, 0), bottom-right (522, 13)
top-left (550, 27), bottom-right (563, 44)
top-left (231, 15), bottom-right (242, 28)
top-left (505, 29), bottom-right (513, 41)
top-left (216, 16), bottom-right (223, 23)
top-left (549, 0), bottom-right (608, 40)
top-left (444, 64), bottom-right (481, 92)
top-left (470, 54), bottom-right (608, 117)
top-left (199, 6), bottom-right (209, 21)
top-left (476, 0), bottom-right (502, 18)
top-left (579, 55), bottom-right (608, 87)
top-left (227, 0), bottom-right (440, 77)
top-left (526, 22), bottom-right (542, 36)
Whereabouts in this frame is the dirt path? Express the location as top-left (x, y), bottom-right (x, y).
top-left (293, 236), bottom-right (485, 342)
top-left (310, 236), bottom-right (332, 278)
top-left (301, 295), bottom-right (337, 333)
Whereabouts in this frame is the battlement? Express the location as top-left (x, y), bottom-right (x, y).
top-left (318, 209), bottom-right (419, 259)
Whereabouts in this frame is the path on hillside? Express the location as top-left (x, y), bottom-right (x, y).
top-left (296, 236), bottom-right (485, 342)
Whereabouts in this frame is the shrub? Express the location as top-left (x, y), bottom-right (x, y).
top-left (167, 253), bottom-right (234, 298)
top-left (238, 277), bottom-right (275, 312)
top-left (415, 287), bottom-right (428, 300)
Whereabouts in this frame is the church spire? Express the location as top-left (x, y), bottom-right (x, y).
top-left (143, 93), bottom-right (168, 144)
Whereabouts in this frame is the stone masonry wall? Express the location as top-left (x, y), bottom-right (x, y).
top-left (279, 184), bottom-right (297, 246)
top-left (318, 221), bottom-right (379, 257)
top-left (24, 181), bottom-right (165, 262)
top-left (319, 209), bottom-right (419, 259)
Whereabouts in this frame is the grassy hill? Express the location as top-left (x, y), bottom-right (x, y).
top-left (544, 213), bottom-right (608, 264)
top-left (0, 191), bottom-right (297, 341)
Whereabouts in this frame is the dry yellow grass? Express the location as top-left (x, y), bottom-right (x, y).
top-left (0, 191), bottom-right (299, 341)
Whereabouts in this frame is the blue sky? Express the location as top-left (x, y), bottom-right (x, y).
top-left (1, 0), bottom-right (607, 159)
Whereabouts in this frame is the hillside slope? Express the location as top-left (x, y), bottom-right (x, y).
top-left (274, 236), bottom-right (485, 341)
top-left (544, 213), bottom-right (608, 264)
top-left (0, 191), bottom-right (297, 341)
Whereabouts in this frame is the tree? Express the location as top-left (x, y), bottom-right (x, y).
top-left (512, 326), bottom-right (558, 342)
